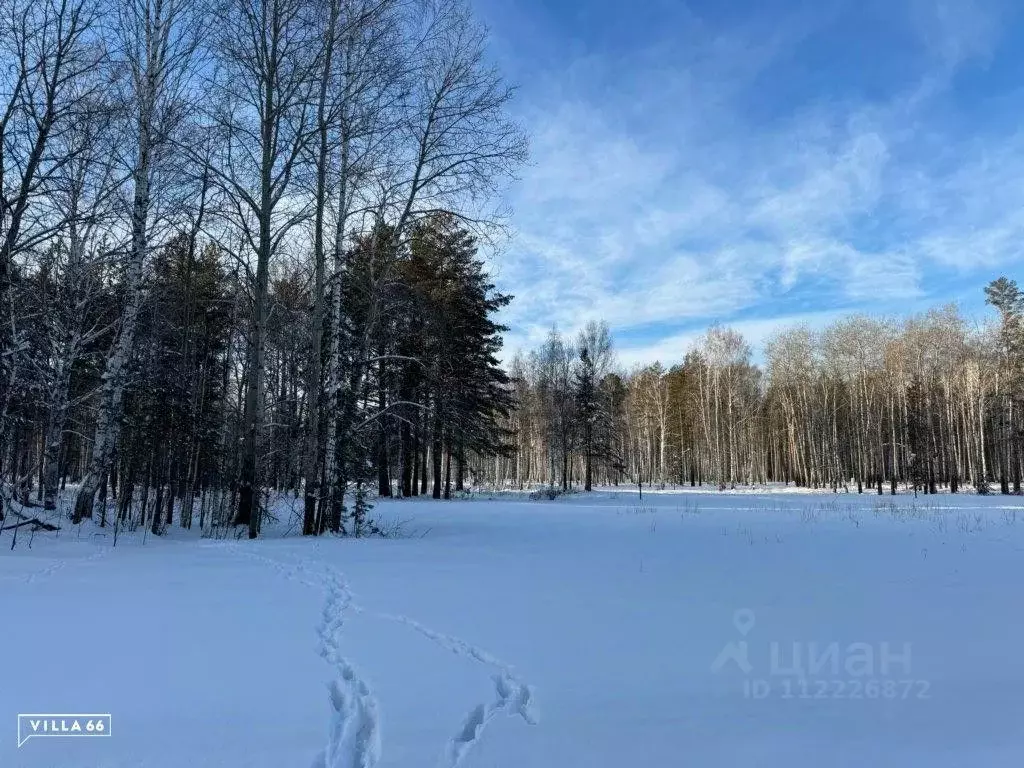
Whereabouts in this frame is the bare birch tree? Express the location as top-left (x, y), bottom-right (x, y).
top-left (0, 0), bottom-right (103, 460)
top-left (37, 86), bottom-right (120, 510)
top-left (73, 0), bottom-right (205, 521)
top-left (208, 0), bottom-right (322, 536)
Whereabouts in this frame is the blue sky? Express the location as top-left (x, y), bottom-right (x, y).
top-left (471, 0), bottom-right (1024, 365)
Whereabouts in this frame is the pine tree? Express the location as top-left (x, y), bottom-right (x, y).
top-left (576, 348), bottom-right (596, 491)
top-left (985, 277), bottom-right (1023, 494)
top-left (406, 215), bottom-right (513, 497)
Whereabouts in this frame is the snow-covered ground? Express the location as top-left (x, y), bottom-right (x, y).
top-left (3, 486), bottom-right (1024, 767)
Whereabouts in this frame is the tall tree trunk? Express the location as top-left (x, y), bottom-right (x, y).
top-left (443, 441), bottom-right (452, 500)
top-left (72, 169), bottom-right (149, 522)
top-left (401, 419), bottom-right (413, 497)
top-left (455, 440), bottom-right (464, 492)
top-left (420, 421), bottom-right (429, 496)
top-left (431, 398), bottom-right (443, 499)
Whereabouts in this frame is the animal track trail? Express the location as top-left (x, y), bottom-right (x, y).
top-left (209, 545), bottom-right (538, 766)
top-left (206, 545), bottom-right (380, 768)
top-left (4, 545), bottom-right (111, 584)
top-left (444, 673), bottom-right (538, 768)
top-left (204, 541), bottom-right (332, 593)
top-left (370, 611), bottom-right (538, 768)
top-left (314, 566), bottom-right (381, 768)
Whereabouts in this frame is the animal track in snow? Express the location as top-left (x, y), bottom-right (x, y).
top-left (2, 545), bottom-right (111, 584)
top-left (314, 567), bottom-right (381, 768)
top-left (366, 611), bottom-right (537, 767)
top-left (214, 545), bottom-right (537, 766)
top-left (444, 672), bottom-right (538, 768)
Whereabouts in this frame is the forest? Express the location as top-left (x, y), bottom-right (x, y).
top-left (2, 0), bottom-right (1022, 545)
top-left (0, 0), bottom-right (524, 537)
top-left (502, 281), bottom-right (1024, 497)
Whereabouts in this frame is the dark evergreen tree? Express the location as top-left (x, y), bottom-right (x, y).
top-left (985, 277), bottom-right (1023, 494)
top-left (576, 348), bottom-right (596, 491)
top-left (405, 214), bottom-right (513, 499)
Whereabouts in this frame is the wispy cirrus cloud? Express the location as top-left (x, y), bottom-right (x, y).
top-left (478, 0), bottom-right (1023, 365)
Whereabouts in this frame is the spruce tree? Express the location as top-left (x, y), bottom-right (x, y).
top-left (985, 277), bottom-right (1023, 494)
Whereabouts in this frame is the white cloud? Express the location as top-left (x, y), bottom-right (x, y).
top-left (844, 250), bottom-right (923, 301)
top-left (491, 0), bottom-right (1021, 363)
top-left (910, 0), bottom-right (1002, 69)
top-left (615, 310), bottom-right (850, 369)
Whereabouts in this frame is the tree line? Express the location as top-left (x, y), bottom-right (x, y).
top-left (495, 279), bottom-right (1024, 496)
top-left (2, 0), bottom-right (1020, 544)
top-left (0, 0), bottom-right (525, 537)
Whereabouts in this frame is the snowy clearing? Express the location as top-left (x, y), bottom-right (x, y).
top-left (3, 487), bottom-right (1024, 767)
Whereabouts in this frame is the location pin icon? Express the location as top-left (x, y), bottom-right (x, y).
top-left (733, 608), bottom-right (755, 636)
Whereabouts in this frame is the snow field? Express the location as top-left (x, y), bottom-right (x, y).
top-left (2, 486), bottom-right (1023, 767)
